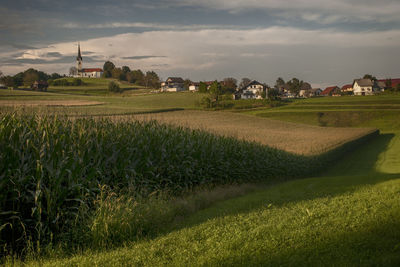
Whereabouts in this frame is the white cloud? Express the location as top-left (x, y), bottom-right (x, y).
top-left (2, 26), bottom-right (400, 84)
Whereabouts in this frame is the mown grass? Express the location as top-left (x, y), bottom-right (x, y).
top-left (0, 90), bottom-right (204, 116)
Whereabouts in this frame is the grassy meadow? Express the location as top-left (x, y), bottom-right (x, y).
top-left (1, 83), bottom-right (400, 265)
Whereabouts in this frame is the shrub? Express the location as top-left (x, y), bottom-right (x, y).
top-left (108, 81), bottom-right (122, 93)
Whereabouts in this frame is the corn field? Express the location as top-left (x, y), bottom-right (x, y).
top-left (0, 114), bottom-right (378, 255)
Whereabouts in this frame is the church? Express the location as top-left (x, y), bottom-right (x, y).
top-left (75, 44), bottom-right (103, 78)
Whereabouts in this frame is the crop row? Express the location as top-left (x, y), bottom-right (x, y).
top-left (0, 114), bottom-right (378, 255)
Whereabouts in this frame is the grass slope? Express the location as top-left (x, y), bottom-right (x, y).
top-left (24, 133), bottom-right (400, 266)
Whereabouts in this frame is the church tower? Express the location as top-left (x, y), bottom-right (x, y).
top-left (77, 43), bottom-right (83, 73)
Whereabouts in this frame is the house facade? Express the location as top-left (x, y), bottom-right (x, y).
top-left (237, 80), bottom-right (267, 99)
top-left (189, 82), bottom-right (199, 92)
top-left (341, 84), bottom-right (353, 93)
top-left (31, 81), bottom-right (48, 91)
top-left (299, 88), bottom-right (322, 98)
top-left (161, 77), bottom-right (185, 92)
top-left (352, 79), bottom-right (380, 96)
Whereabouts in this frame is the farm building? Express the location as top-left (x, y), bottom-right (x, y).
top-left (321, 86), bottom-right (341, 96)
top-left (31, 81), bottom-right (48, 91)
top-left (378, 78), bottom-right (400, 90)
top-left (341, 84), bottom-right (353, 93)
top-left (189, 82), bottom-right (199, 92)
top-left (352, 79), bottom-right (381, 96)
top-left (300, 88), bottom-right (322, 98)
top-left (161, 77), bottom-right (185, 92)
top-left (236, 80), bottom-right (267, 99)
top-left (75, 43), bottom-right (103, 78)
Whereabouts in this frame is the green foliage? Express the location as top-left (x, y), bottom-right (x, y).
top-left (127, 70), bottom-right (145, 85)
top-left (1, 113), bottom-right (362, 255)
top-left (51, 78), bottom-right (84, 86)
top-left (144, 71), bottom-right (160, 89)
top-left (198, 82), bottom-right (208, 93)
top-left (108, 81), bottom-right (122, 93)
top-left (287, 78), bottom-right (303, 96)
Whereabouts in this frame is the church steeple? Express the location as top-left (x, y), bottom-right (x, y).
top-left (76, 43), bottom-right (83, 73)
top-left (77, 43), bottom-right (82, 61)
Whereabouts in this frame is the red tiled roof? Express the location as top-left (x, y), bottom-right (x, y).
top-left (321, 86), bottom-right (338, 95)
top-left (341, 84), bottom-right (352, 90)
top-left (82, 68), bottom-right (103, 73)
top-left (378, 78), bottom-right (400, 88)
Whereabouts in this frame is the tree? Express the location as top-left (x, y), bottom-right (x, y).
top-left (0, 76), bottom-right (15, 88)
top-left (51, 73), bottom-right (62, 80)
top-left (69, 67), bottom-right (78, 76)
top-left (222, 77), bottom-right (237, 93)
top-left (363, 74), bottom-right (376, 81)
top-left (287, 78), bottom-right (303, 96)
top-left (122, 66), bottom-right (131, 74)
top-left (128, 70), bottom-right (145, 85)
top-left (111, 68), bottom-right (124, 80)
top-left (184, 79), bottom-right (192, 91)
top-left (108, 81), bottom-right (122, 93)
top-left (103, 61), bottom-right (115, 78)
top-left (198, 81), bottom-right (208, 93)
top-left (268, 88), bottom-right (280, 100)
top-left (239, 78), bottom-right (251, 88)
top-left (275, 77), bottom-right (285, 88)
top-left (144, 71), bottom-right (160, 89)
top-left (0, 70), bottom-right (3, 78)
top-left (209, 80), bottom-right (223, 107)
top-left (385, 78), bottom-right (392, 90)
top-left (23, 70), bottom-right (39, 86)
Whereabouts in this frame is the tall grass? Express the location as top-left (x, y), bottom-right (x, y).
top-left (0, 114), bottom-right (377, 256)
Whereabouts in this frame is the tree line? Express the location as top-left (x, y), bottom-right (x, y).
top-left (0, 68), bottom-right (64, 89)
top-left (101, 61), bottom-right (160, 88)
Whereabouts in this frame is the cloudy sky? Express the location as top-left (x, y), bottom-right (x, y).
top-left (1, 0), bottom-right (400, 87)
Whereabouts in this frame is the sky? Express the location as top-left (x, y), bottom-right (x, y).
top-left (1, 0), bottom-right (400, 87)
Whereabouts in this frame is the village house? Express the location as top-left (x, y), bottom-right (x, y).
top-left (378, 78), bottom-right (400, 90)
top-left (300, 88), bottom-right (322, 98)
top-left (161, 77), bottom-right (185, 92)
top-left (75, 44), bottom-right (103, 78)
top-left (321, 86), bottom-right (341, 96)
top-left (341, 84), bottom-right (353, 94)
top-left (31, 81), bottom-right (48, 91)
top-left (189, 82), bottom-right (199, 92)
top-left (236, 80), bottom-right (267, 99)
top-left (352, 79), bottom-right (381, 96)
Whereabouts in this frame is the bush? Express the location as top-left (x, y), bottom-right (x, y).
top-left (108, 81), bottom-right (123, 93)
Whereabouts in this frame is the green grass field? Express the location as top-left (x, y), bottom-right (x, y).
top-left (2, 88), bottom-right (400, 266)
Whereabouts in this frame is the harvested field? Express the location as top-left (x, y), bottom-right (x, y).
top-left (128, 110), bottom-right (377, 155)
top-left (0, 100), bottom-right (103, 107)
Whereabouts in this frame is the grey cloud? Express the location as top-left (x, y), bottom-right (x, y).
top-left (122, 56), bottom-right (167, 60)
top-left (0, 55), bottom-right (103, 66)
top-left (45, 52), bottom-right (63, 57)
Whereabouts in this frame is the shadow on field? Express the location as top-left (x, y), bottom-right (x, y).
top-left (206, 219), bottom-right (400, 266)
top-left (167, 133), bottom-right (399, 235)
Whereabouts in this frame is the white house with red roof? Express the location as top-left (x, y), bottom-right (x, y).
top-left (75, 44), bottom-right (103, 78)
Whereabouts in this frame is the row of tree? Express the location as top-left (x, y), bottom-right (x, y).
top-left (0, 69), bottom-right (64, 88)
top-left (102, 61), bottom-right (160, 88)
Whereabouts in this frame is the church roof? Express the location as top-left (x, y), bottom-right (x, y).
top-left (80, 68), bottom-right (103, 73)
top-left (77, 43), bottom-right (82, 61)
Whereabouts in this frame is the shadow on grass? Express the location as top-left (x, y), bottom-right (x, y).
top-left (208, 219), bottom-right (400, 266)
top-left (168, 133), bottom-right (399, 233)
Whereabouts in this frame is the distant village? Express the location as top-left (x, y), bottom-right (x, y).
top-left (1, 44), bottom-right (399, 99)
top-left (161, 76), bottom-right (400, 100)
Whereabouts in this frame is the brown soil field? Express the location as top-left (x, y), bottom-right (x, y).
top-left (0, 100), bottom-right (103, 107)
top-left (126, 110), bottom-right (377, 155)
